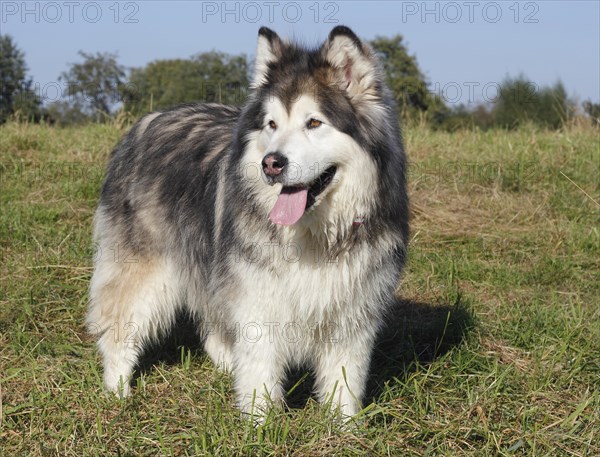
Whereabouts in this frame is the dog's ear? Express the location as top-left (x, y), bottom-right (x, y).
top-left (252, 27), bottom-right (284, 88)
top-left (321, 26), bottom-right (379, 97)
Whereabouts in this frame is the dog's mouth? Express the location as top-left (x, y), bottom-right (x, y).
top-left (269, 166), bottom-right (337, 226)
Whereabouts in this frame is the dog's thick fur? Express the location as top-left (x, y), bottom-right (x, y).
top-left (87, 26), bottom-right (409, 417)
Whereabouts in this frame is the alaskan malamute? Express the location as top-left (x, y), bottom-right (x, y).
top-left (87, 26), bottom-right (409, 418)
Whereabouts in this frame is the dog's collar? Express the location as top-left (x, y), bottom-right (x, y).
top-left (352, 215), bottom-right (366, 227)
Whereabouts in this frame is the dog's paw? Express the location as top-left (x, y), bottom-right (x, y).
top-left (104, 374), bottom-right (131, 399)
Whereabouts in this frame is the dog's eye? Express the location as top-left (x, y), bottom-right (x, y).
top-left (268, 120), bottom-right (277, 130)
top-left (307, 118), bottom-right (322, 129)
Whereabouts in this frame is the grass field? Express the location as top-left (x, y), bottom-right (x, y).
top-left (1, 120), bottom-right (598, 456)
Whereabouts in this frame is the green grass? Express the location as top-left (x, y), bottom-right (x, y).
top-left (1, 121), bottom-right (599, 456)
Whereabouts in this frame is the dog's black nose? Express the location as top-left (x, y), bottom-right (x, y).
top-left (262, 152), bottom-right (288, 177)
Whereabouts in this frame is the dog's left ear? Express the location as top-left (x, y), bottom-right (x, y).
top-left (321, 26), bottom-right (378, 97)
top-left (252, 27), bottom-right (284, 88)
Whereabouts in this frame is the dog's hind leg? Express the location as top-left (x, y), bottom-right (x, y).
top-left (87, 252), bottom-right (181, 397)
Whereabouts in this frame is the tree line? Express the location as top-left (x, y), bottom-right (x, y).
top-left (1, 34), bottom-right (598, 129)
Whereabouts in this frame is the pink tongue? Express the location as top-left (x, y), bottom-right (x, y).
top-left (270, 187), bottom-right (308, 226)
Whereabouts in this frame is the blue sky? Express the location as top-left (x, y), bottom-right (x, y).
top-left (2, 1), bottom-right (599, 106)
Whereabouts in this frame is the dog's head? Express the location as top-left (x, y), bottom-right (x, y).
top-left (238, 26), bottom-right (400, 228)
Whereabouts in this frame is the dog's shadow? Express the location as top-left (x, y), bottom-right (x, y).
top-left (283, 296), bottom-right (474, 408)
top-left (135, 313), bottom-right (204, 377)
top-left (135, 297), bottom-right (474, 409)
top-left (365, 296), bottom-right (473, 400)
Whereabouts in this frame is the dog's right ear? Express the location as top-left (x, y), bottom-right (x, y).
top-left (252, 27), bottom-right (284, 88)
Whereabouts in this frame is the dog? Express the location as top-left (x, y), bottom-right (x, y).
top-left (87, 25), bottom-right (409, 418)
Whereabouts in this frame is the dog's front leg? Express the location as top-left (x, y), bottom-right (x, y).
top-left (232, 328), bottom-right (285, 420)
top-left (313, 328), bottom-right (375, 418)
